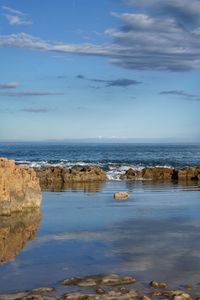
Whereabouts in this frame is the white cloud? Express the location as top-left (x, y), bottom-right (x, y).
top-left (2, 5), bottom-right (32, 26)
top-left (4, 14), bottom-right (32, 26)
top-left (1, 0), bottom-right (200, 71)
top-left (2, 5), bottom-right (24, 15)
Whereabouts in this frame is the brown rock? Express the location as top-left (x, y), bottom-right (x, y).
top-left (173, 295), bottom-right (192, 300)
top-left (0, 158), bottom-right (41, 215)
top-left (35, 167), bottom-right (107, 191)
top-left (95, 288), bottom-right (105, 295)
top-left (113, 192), bottom-right (129, 200)
top-left (0, 292), bottom-right (30, 300)
top-left (120, 168), bottom-right (142, 180)
top-left (141, 296), bottom-right (152, 300)
top-left (119, 287), bottom-right (128, 294)
top-left (149, 280), bottom-right (167, 289)
top-left (31, 287), bottom-right (55, 293)
top-left (178, 167), bottom-right (200, 181)
top-left (142, 167), bottom-right (176, 180)
top-left (120, 167), bottom-right (179, 181)
top-left (61, 289), bottom-right (137, 299)
top-left (61, 293), bottom-right (89, 300)
top-left (172, 291), bottom-right (192, 300)
top-left (63, 274), bottom-right (136, 287)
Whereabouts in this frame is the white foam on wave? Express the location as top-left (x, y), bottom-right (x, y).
top-left (106, 165), bottom-right (145, 181)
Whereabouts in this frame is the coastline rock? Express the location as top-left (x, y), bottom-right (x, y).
top-left (0, 158), bottom-right (41, 215)
top-left (142, 167), bottom-right (177, 180)
top-left (0, 210), bottom-right (41, 263)
top-left (35, 166), bottom-right (107, 191)
top-left (120, 168), bottom-right (142, 180)
top-left (113, 192), bottom-right (129, 200)
top-left (121, 167), bottom-right (178, 181)
top-left (178, 167), bottom-right (200, 181)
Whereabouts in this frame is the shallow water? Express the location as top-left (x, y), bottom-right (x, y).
top-left (1, 181), bottom-right (200, 294)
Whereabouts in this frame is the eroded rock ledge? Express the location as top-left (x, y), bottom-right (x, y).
top-left (34, 166), bottom-right (107, 191)
top-left (34, 166), bottom-right (200, 191)
top-left (0, 158), bottom-right (41, 215)
top-left (120, 167), bottom-right (200, 181)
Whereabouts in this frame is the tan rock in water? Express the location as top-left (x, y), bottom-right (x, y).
top-left (63, 274), bottom-right (136, 287)
top-left (35, 166), bottom-right (107, 191)
top-left (0, 158), bottom-right (41, 215)
top-left (113, 192), bottom-right (129, 200)
top-left (142, 167), bottom-right (176, 180)
top-left (178, 167), bottom-right (200, 181)
top-left (149, 280), bottom-right (167, 289)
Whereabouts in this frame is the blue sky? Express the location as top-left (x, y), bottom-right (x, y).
top-left (0, 0), bottom-right (200, 141)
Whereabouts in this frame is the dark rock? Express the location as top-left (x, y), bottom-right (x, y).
top-left (63, 274), bottom-right (136, 287)
top-left (178, 167), bottom-right (200, 181)
top-left (149, 280), bottom-right (167, 289)
top-left (120, 168), bottom-right (142, 180)
top-left (120, 167), bottom-right (178, 181)
top-left (118, 287), bottom-right (128, 294)
top-left (95, 288), bottom-right (105, 295)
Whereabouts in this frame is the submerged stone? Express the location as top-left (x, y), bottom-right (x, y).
top-left (149, 280), bottom-right (167, 289)
top-left (63, 274), bottom-right (136, 287)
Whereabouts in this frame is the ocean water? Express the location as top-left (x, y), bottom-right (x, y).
top-left (1, 143), bottom-right (200, 296)
top-left (0, 142), bottom-right (200, 179)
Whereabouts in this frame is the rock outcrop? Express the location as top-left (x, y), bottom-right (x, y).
top-left (35, 166), bottom-right (107, 191)
top-left (178, 167), bottom-right (200, 181)
top-left (142, 167), bottom-right (177, 180)
top-left (120, 168), bottom-right (142, 180)
top-left (120, 167), bottom-right (177, 181)
top-left (120, 167), bottom-right (200, 182)
top-left (0, 210), bottom-right (41, 263)
top-left (0, 158), bottom-right (41, 215)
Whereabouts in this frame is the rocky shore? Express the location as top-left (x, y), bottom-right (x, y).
top-left (0, 158), bottom-right (41, 215)
top-left (0, 274), bottom-right (198, 299)
top-left (120, 167), bottom-right (200, 181)
top-left (34, 165), bottom-right (200, 191)
top-left (1, 157), bottom-right (200, 209)
top-left (34, 166), bottom-right (107, 191)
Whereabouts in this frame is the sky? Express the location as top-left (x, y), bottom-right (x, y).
top-left (0, 0), bottom-right (200, 142)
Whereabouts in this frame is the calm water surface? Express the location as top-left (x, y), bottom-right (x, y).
top-left (0, 181), bottom-right (200, 294)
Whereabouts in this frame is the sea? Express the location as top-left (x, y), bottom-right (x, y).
top-left (0, 142), bottom-right (200, 179)
top-left (0, 142), bottom-right (200, 296)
